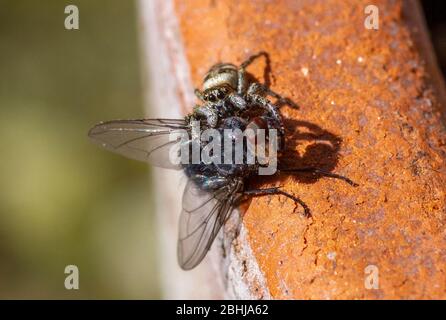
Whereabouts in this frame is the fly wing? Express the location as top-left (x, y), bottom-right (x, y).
top-left (177, 179), bottom-right (239, 270)
top-left (88, 119), bottom-right (189, 169)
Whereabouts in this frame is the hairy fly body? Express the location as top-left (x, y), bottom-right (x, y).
top-left (88, 53), bottom-right (357, 270)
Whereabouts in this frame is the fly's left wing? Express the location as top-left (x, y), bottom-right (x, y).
top-left (177, 179), bottom-right (241, 270)
top-left (88, 118), bottom-right (189, 169)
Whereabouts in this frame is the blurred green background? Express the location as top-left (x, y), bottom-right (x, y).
top-left (0, 0), bottom-right (160, 298)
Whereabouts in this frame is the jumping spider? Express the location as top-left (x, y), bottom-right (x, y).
top-left (189, 51), bottom-right (297, 151)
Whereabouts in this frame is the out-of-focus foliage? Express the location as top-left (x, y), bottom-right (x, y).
top-left (0, 0), bottom-right (159, 298)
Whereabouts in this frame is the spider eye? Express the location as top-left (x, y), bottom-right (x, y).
top-left (217, 91), bottom-right (226, 99)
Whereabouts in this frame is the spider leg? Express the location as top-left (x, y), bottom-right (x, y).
top-left (248, 82), bottom-right (299, 109)
top-left (192, 104), bottom-right (218, 128)
top-left (240, 51), bottom-right (269, 69)
top-left (194, 89), bottom-right (205, 102)
top-left (245, 88), bottom-right (285, 150)
top-left (237, 51), bottom-right (269, 95)
top-left (237, 66), bottom-right (248, 95)
top-left (228, 92), bottom-right (248, 112)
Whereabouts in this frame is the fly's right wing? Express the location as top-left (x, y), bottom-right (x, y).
top-left (88, 119), bottom-right (189, 169)
top-left (177, 179), bottom-right (240, 270)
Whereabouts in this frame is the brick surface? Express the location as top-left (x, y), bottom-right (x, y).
top-left (171, 0), bottom-right (446, 299)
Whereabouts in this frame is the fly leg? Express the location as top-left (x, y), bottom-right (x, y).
top-left (280, 167), bottom-right (359, 187)
top-left (219, 193), bottom-right (246, 259)
top-left (243, 187), bottom-right (311, 217)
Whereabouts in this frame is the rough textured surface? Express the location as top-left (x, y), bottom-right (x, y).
top-left (170, 0), bottom-right (446, 299)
